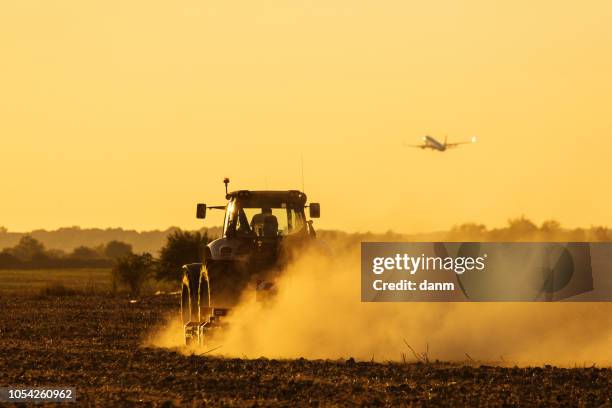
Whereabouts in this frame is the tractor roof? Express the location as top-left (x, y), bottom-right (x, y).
top-left (227, 190), bottom-right (307, 207)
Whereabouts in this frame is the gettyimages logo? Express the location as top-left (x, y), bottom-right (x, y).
top-left (371, 252), bottom-right (487, 275)
top-left (361, 242), bottom-right (599, 302)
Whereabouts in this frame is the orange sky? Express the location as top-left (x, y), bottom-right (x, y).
top-left (1, 1), bottom-right (611, 233)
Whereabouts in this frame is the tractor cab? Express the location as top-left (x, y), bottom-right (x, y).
top-left (195, 180), bottom-right (320, 265)
top-left (223, 190), bottom-right (316, 239)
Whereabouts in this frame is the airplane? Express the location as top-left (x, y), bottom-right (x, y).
top-left (404, 135), bottom-right (477, 152)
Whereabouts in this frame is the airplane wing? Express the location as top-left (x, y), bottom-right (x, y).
top-left (445, 136), bottom-right (477, 148)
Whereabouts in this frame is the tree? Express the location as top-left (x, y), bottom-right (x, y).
top-left (157, 230), bottom-right (211, 281)
top-left (541, 220), bottom-right (562, 234)
top-left (112, 253), bottom-right (155, 296)
top-left (104, 240), bottom-right (133, 260)
top-left (449, 223), bottom-right (487, 240)
top-left (10, 235), bottom-right (45, 261)
top-left (70, 246), bottom-right (101, 260)
top-left (506, 216), bottom-right (538, 238)
top-left (589, 226), bottom-right (610, 242)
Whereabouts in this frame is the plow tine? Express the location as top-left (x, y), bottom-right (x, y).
top-left (200, 345), bottom-right (223, 356)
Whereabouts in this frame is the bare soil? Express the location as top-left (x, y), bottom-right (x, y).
top-left (0, 295), bottom-right (611, 407)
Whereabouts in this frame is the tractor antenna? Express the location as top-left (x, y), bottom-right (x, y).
top-left (223, 177), bottom-right (230, 195)
top-left (300, 154), bottom-right (305, 193)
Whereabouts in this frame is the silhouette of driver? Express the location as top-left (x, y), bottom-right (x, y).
top-left (251, 208), bottom-right (276, 237)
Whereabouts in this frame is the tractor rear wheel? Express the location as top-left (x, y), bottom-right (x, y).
top-left (180, 263), bottom-right (211, 325)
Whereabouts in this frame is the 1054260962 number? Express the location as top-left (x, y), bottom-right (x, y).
top-left (0, 387), bottom-right (76, 402)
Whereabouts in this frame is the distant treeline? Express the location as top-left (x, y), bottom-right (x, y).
top-left (1, 217), bottom-right (610, 268)
top-left (445, 217), bottom-right (611, 242)
top-left (0, 236), bottom-right (135, 269)
top-left (0, 226), bottom-right (222, 255)
top-left (317, 216), bottom-right (612, 251)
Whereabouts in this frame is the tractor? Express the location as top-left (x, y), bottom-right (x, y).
top-left (181, 178), bottom-right (320, 345)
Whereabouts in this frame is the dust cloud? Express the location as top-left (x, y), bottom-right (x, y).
top-left (149, 239), bottom-right (612, 366)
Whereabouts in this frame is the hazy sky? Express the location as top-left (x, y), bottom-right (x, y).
top-left (1, 1), bottom-right (611, 233)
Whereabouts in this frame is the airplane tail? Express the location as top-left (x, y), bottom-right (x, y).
top-left (444, 134), bottom-right (448, 146)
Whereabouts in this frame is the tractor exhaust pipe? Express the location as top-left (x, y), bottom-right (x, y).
top-left (223, 177), bottom-right (230, 195)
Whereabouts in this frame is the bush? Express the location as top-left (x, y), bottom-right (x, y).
top-left (157, 230), bottom-right (211, 281)
top-left (0, 251), bottom-right (20, 268)
top-left (10, 235), bottom-right (45, 261)
top-left (70, 246), bottom-right (101, 260)
top-left (112, 253), bottom-right (155, 296)
top-left (104, 240), bottom-right (133, 260)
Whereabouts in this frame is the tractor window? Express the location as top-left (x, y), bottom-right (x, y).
top-left (223, 200), bottom-right (236, 237)
top-left (235, 208), bottom-right (251, 235)
top-left (241, 207), bottom-right (305, 236)
top-left (288, 207), bottom-right (306, 232)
